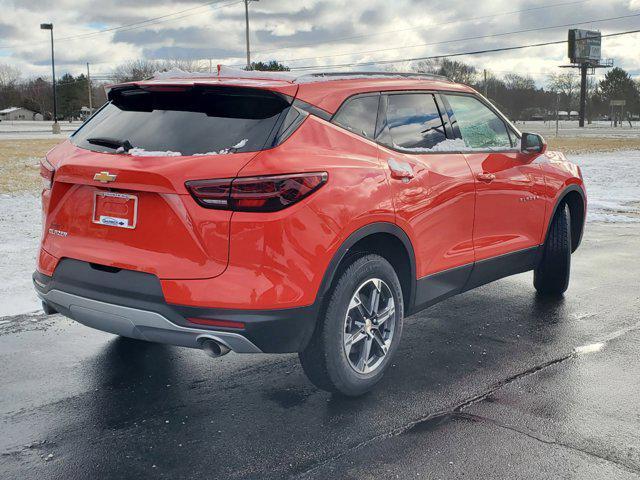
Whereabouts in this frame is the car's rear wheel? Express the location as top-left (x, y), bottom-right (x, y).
top-left (299, 254), bottom-right (404, 396)
top-left (534, 203), bottom-right (571, 295)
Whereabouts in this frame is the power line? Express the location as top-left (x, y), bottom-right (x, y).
top-left (287, 28), bottom-right (640, 71)
top-left (250, 0), bottom-right (594, 55)
top-left (268, 11), bottom-right (640, 66)
top-left (0, 0), bottom-right (241, 50)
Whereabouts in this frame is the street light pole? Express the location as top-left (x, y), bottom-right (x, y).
top-left (244, 0), bottom-right (259, 70)
top-left (40, 23), bottom-right (60, 134)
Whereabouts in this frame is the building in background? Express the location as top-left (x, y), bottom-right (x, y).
top-left (0, 107), bottom-right (44, 121)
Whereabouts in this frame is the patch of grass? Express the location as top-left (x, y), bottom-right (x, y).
top-left (0, 139), bottom-right (62, 194)
top-left (546, 137), bottom-right (640, 154)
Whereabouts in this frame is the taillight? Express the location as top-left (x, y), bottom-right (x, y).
top-left (40, 157), bottom-right (55, 190)
top-left (186, 172), bottom-right (328, 212)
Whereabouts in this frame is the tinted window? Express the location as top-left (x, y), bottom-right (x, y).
top-left (386, 93), bottom-right (447, 150)
top-left (445, 95), bottom-right (513, 149)
top-left (332, 95), bottom-right (379, 139)
top-left (72, 86), bottom-right (290, 156)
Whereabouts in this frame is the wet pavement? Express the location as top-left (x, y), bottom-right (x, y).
top-left (1, 222), bottom-right (639, 479)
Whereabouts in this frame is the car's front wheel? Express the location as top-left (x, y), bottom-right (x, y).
top-left (534, 203), bottom-right (571, 295)
top-left (299, 254), bottom-right (404, 396)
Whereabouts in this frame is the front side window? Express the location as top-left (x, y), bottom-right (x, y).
top-left (332, 95), bottom-right (379, 139)
top-left (445, 95), bottom-right (513, 150)
top-left (385, 93), bottom-right (448, 151)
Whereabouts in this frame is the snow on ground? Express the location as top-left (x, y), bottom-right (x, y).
top-left (573, 150), bottom-right (640, 223)
top-left (0, 150), bottom-right (637, 317)
top-left (0, 194), bottom-right (41, 316)
top-left (519, 120), bottom-right (640, 139)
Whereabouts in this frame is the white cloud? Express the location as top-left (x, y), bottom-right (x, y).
top-left (0, 0), bottom-right (638, 82)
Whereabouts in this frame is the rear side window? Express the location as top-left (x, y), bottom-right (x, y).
top-left (332, 95), bottom-right (379, 139)
top-left (385, 93), bottom-right (447, 150)
top-left (72, 86), bottom-right (291, 156)
top-left (445, 95), bottom-right (513, 149)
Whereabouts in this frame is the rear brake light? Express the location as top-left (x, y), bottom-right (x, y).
top-left (40, 157), bottom-right (55, 189)
top-left (186, 172), bottom-right (328, 212)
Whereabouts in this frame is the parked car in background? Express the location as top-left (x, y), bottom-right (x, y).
top-left (34, 70), bottom-right (586, 396)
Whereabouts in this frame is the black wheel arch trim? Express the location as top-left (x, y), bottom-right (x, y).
top-left (316, 222), bottom-right (417, 312)
top-left (545, 184), bottom-right (586, 251)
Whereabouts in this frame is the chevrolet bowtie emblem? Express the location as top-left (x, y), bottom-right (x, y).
top-left (93, 171), bottom-right (117, 183)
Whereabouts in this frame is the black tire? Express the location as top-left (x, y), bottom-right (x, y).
top-left (534, 203), bottom-right (571, 295)
top-left (299, 254), bottom-right (404, 396)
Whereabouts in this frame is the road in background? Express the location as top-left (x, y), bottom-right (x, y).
top-left (0, 121), bottom-right (81, 140)
top-left (1, 223), bottom-right (639, 479)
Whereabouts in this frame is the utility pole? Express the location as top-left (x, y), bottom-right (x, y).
top-left (483, 69), bottom-right (488, 98)
top-left (578, 63), bottom-right (587, 127)
top-left (244, 0), bottom-right (259, 70)
top-left (86, 62), bottom-right (93, 115)
top-left (40, 23), bottom-right (59, 134)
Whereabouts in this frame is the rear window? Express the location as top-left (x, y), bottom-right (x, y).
top-left (72, 86), bottom-right (291, 156)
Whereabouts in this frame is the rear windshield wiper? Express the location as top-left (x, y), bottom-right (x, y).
top-left (87, 137), bottom-right (133, 152)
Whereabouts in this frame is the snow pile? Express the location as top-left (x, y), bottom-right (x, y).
top-left (152, 66), bottom-right (296, 82)
top-left (128, 148), bottom-right (182, 157)
top-left (571, 150), bottom-right (640, 223)
top-left (122, 139), bottom-right (249, 157)
top-left (393, 139), bottom-right (515, 153)
top-left (193, 139), bottom-right (248, 156)
top-left (394, 139), bottom-right (466, 153)
top-left (149, 67), bottom-right (449, 85)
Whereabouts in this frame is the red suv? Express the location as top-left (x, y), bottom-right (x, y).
top-left (34, 71), bottom-right (586, 396)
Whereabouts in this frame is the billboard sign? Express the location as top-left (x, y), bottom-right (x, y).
top-left (568, 29), bottom-right (601, 64)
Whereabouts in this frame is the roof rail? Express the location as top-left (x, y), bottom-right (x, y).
top-left (294, 71), bottom-right (451, 82)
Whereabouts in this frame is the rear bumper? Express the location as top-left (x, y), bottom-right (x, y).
top-left (33, 259), bottom-right (320, 353)
top-left (36, 288), bottom-right (262, 353)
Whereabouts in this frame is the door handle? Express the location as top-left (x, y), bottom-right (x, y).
top-left (387, 158), bottom-right (415, 181)
top-left (476, 172), bottom-right (496, 183)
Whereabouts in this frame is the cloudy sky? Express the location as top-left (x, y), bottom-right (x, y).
top-left (1, 0), bottom-right (639, 84)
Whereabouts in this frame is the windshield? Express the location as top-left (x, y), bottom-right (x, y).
top-left (72, 86), bottom-right (291, 156)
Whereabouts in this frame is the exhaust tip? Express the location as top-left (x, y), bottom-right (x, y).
top-left (199, 337), bottom-right (231, 358)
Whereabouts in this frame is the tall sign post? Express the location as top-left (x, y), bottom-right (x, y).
top-left (561, 29), bottom-right (612, 127)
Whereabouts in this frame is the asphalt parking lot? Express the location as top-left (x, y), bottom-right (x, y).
top-left (1, 222), bottom-right (639, 479)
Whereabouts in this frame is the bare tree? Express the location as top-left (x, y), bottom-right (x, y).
top-left (411, 58), bottom-right (477, 85)
top-left (112, 59), bottom-right (161, 83)
top-left (21, 77), bottom-right (52, 118)
top-left (0, 63), bottom-right (22, 109)
top-left (547, 73), bottom-right (579, 112)
top-left (504, 73), bottom-right (535, 91)
top-left (0, 63), bottom-right (21, 87)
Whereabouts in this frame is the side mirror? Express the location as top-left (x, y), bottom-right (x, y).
top-left (521, 132), bottom-right (547, 155)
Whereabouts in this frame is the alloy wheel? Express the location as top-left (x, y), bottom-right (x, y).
top-left (343, 278), bottom-right (396, 374)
